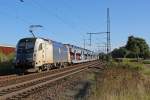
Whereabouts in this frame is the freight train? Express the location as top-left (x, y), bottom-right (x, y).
top-left (14, 37), bottom-right (98, 72)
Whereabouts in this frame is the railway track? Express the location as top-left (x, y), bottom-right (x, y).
top-left (0, 61), bottom-right (101, 100)
top-left (0, 61), bottom-right (97, 87)
top-left (0, 75), bottom-right (17, 82)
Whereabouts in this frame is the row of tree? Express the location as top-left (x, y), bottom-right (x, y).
top-left (111, 36), bottom-right (150, 59)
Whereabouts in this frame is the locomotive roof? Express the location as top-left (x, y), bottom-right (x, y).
top-left (19, 37), bottom-right (95, 53)
top-left (41, 38), bottom-right (64, 45)
top-left (19, 37), bottom-right (64, 45)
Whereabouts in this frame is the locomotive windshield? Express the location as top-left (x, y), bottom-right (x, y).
top-left (17, 38), bottom-right (36, 53)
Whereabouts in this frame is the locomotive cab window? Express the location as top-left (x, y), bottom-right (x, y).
top-left (38, 43), bottom-right (42, 51)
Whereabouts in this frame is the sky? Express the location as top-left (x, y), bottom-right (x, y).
top-left (0, 0), bottom-right (150, 52)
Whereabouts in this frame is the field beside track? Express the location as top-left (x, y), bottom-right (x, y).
top-left (0, 59), bottom-right (150, 100)
top-left (0, 51), bottom-right (15, 75)
top-left (88, 60), bottom-right (150, 100)
top-left (0, 62), bottom-right (15, 75)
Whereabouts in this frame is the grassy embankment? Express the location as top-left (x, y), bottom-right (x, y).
top-left (88, 59), bottom-right (150, 100)
top-left (0, 52), bottom-right (15, 75)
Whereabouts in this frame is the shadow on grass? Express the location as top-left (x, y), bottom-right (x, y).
top-left (75, 81), bottom-right (91, 99)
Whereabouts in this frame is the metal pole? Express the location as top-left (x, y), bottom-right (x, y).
top-left (90, 33), bottom-right (92, 46)
top-left (29, 30), bottom-right (36, 38)
top-left (107, 8), bottom-right (111, 54)
top-left (83, 39), bottom-right (86, 49)
top-left (86, 8), bottom-right (111, 58)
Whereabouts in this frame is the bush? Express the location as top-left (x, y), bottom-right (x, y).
top-left (0, 52), bottom-right (6, 62)
top-left (121, 62), bottom-right (144, 70)
top-left (0, 52), bottom-right (15, 63)
top-left (142, 60), bottom-right (150, 64)
top-left (106, 61), bottom-right (119, 68)
top-left (107, 60), bottom-right (144, 71)
top-left (0, 52), bottom-right (15, 74)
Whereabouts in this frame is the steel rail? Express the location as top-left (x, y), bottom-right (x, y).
top-left (0, 61), bottom-right (97, 87)
top-left (0, 62), bottom-right (100, 100)
top-left (0, 62), bottom-right (97, 92)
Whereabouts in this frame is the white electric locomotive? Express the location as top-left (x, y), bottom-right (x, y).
top-left (15, 37), bottom-right (97, 72)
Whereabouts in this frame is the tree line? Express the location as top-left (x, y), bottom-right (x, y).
top-left (111, 36), bottom-right (150, 59)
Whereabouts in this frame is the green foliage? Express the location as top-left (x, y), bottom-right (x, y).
top-left (107, 60), bottom-right (144, 71)
top-left (0, 52), bottom-right (15, 74)
top-left (7, 53), bottom-right (15, 62)
top-left (111, 35), bottom-right (150, 59)
top-left (0, 52), bottom-right (5, 62)
top-left (0, 62), bottom-right (13, 70)
top-left (142, 60), bottom-right (150, 64)
top-left (111, 47), bottom-right (128, 58)
top-left (126, 36), bottom-right (150, 59)
top-left (99, 52), bottom-right (107, 60)
top-left (98, 53), bottom-right (112, 62)
top-left (122, 61), bottom-right (144, 71)
top-left (0, 52), bottom-right (15, 63)
top-left (90, 66), bottom-right (150, 100)
top-left (143, 67), bottom-right (150, 75)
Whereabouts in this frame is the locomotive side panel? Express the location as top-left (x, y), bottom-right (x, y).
top-left (53, 42), bottom-right (68, 63)
top-left (45, 42), bottom-right (53, 64)
top-left (34, 42), bottom-right (45, 67)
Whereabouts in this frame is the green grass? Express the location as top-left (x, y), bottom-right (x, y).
top-left (0, 62), bottom-right (13, 70)
top-left (114, 58), bottom-right (143, 63)
top-left (142, 60), bottom-right (150, 64)
top-left (0, 62), bottom-right (15, 74)
top-left (87, 60), bottom-right (150, 100)
top-left (89, 64), bottom-right (150, 100)
top-left (107, 58), bottom-right (150, 76)
top-left (142, 66), bottom-right (150, 75)
top-left (0, 52), bottom-right (15, 74)
top-left (107, 60), bottom-right (144, 71)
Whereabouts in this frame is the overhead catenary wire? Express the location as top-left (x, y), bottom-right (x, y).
top-left (61, 0), bottom-right (103, 44)
top-left (86, 8), bottom-right (111, 55)
top-left (61, 0), bottom-right (93, 31)
top-left (17, 0), bottom-right (53, 37)
top-left (0, 1), bottom-right (44, 38)
top-left (2, 0), bottom-right (101, 49)
top-left (18, 0), bottom-right (97, 48)
top-left (0, 1), bottom-right (32, 25)
top-left (28, 0), bottom-right (86, 47)
top-left (0, 10), bottom-right (31, 26)
top-left (30, 0), bottom-right (78, 32)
